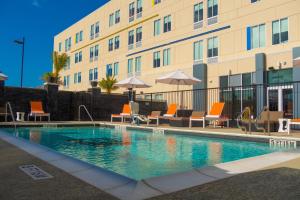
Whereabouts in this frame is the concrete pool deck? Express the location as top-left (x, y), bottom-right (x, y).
top-left (1, 122), bottom-right (300, 199)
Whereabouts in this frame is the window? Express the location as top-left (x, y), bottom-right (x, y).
top-left (207, 37), bottom-right (218, 58)
top-left (109, 39), bottom-right (114, 51)
top-left (163, 48), bottom-right (170, 66)
top-left (64, 37), bottom-right (71, 51)
top-left (194, 40), bottom-right (203, 62)
top-left (114, 62), bottom-right (119, 75)
top-left (89, 69), bottom-right (93, 81)
top-left (129, 2), bottom-right (135, 21)
top-left (106, 64), bottom-right (113, 76)
top-left (135, 56), bottom-right (141, 73)
top-left (137, 0), bottom-right (143, 14)
top-left (78, 51), bottom-right (82, 62)
top-left (90, 47), bottom-right (94, 60)
top-left (63, 75), bottom-right (70, 88)
top-left (75, 53), bottom-right (79, 63)
top-left (80, 31), bottom-right (83, 42)
top-left (115, 10), bottom-right (120, 24)
top-left (136, 27), bottom-right (142, 43)
top-left (64, 56), bottom-right (70, 70)
top-left (115, 36), bottom-right (120, 49)
top-left (128, 30), bottom-right (134, 45)
top-left (194, 3), bottom-right (203, 23)
top-left (74, 73), bottom-right (78, 84)
top-left (163, 15), bottom-right (171, 33)
top-left (90, 24), bottom-right (95, 39)
top-left (153, 51), bottom-right (161, 68)
top-left (153, 0), bottom-right (161, 5)
top-left (128, 59), bottom-right (133, 74)
top-left (109, 13), bottom-right (114, 27)
top-left (208, 0), bottom-right (218, 18)
top-left (251, 0), bottom-right (260, 3)
top-left (247, 24), bottom-right (265, 50)
top-left (94, 68), bottom-right (98, 80)
top-left (58, 42), bottom-right (62, 52)
top-left (74, 72), bottom-right (81, 84)
top-left (95, 22), bottom-right (100, 37)
top-left (272, 18), bottom-right (288, 45)
top-left (76, 33), bottom-right (79, 43)
top-left (154, 19), bottom-right (161, 36)
top-left (94, 45), bottom-right (99, 58)
top-left (75, 51), bottom-right (82, 63)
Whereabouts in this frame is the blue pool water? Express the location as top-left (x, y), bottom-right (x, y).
top-left (2, 127), bottom-right (279, 180)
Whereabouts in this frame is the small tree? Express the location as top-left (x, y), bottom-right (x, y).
top-left (42, 51), bottom-right (68, 84)
top-left (99, 75), bottom-right (118, 94)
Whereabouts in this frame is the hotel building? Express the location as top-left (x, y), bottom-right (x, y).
top-left (54, 0), bottom-right (300, 117)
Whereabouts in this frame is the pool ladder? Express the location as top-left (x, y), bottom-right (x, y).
top-left (78, 105), bottom-right (95, 127)
top-left (5, 102), bottom-right (16, 129)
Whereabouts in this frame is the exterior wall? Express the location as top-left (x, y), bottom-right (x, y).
top-left (54, 0), bottom-right (300, 93)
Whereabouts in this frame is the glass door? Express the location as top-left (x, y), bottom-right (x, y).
top-left (267, 85), bottom-right (293, 117)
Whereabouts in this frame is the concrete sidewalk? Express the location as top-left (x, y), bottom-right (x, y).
top-left (0, 139), bottom-right (118, 200)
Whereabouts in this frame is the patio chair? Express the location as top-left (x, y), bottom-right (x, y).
top-left (147, 111), bottom-right (161, 126)
top-left (111, 104), bottom-right (131, 123)
top-left (288, 118), bottom-right (300, 134)
top-left (189, 111), bottom-right (206, 128)
top-left (28, 101), bottom-right (50, 122)
top-left (162, 103), bottom-right (177, 117)
top-left (204, 102), bottom-right (229, 128)
top-left (254, 108), bottom-right (284, 134)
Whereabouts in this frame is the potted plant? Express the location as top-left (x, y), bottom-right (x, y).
top-left (90, 80), bottom-right (98, 88)
top-left (99, 75), bottom-right (118, 94)
top-left (42, 51), bottom-right (68, 84)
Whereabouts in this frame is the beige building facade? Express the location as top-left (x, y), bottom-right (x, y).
top-left (54, 0), bottom-right (300, 117)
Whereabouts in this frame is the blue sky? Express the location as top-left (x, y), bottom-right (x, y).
top-left (0, 0), bottom-right (109, 87)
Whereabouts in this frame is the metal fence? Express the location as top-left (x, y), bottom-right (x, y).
top-left (136, 81), bottom-right (300, 121)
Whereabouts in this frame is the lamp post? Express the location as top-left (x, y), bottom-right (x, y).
top-left (14, 37), bottom-right (25, 88)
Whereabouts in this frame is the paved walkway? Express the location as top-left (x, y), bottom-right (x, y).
top-left (150, 159), bottom-right (300, 200)
top-left (0, 139), bottom-right (117, 200)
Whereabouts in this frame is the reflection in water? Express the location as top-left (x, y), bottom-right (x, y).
top-left (208, 142), bottom-right (222, 165)
top-left (30, 130), bottom-right (41, 143)
top-left (166, 137), bottom-right (176, 154)
top-left (122, 132), bottom-right (131, 146)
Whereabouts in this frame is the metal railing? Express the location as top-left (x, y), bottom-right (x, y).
top-left (6, 102), bottom-right (16, 129)
top-left (78, 105), bottom-right (95, 127)
top-left (136, 81), bottom-right (300, 128)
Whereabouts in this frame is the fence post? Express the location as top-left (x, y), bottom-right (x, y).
top-left (150, 93), bottom-right (153, 112)
top-left (44, 83), bottom-right (59, 121)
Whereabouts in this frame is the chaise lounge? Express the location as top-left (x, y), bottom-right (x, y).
top-left (28, 101), bottom-right (50, 122)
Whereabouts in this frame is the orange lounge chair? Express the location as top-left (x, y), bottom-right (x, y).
top-left (189, 111), bottom-right (206, 128)
top-left (111, 104), bottom-right (131, 123)
top-left (28, 101), bottom-right (50, 122)
top-left (204, 102), bottom-right (229, 128)
top-left (162, 104), bottom-right (177, 117)
top-left (147, 111), bottom-right (161, 126)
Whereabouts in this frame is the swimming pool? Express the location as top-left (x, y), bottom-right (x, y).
top-left (2, 126), bottom-right (280, 180)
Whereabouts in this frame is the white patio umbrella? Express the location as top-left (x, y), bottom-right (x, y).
top-left (0, 72), bottom-right (8, 81)
top-left (155, 69), bottom-right (201, 108)
top-left (115, 76), bottom-right (151, 101)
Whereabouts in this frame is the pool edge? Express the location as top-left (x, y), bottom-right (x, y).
top-left (1, 127), bottom-right (300, 200)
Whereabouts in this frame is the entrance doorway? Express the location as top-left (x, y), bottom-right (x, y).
top-left (267, 85), bottom-right (293, 118)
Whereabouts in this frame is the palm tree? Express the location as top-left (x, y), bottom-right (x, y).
top-left (42, 51), bottom-right (68, 84)
top-left (99, 75), bottom-right (118, 94)
top-left (52, 51), bottom-right (68, 81)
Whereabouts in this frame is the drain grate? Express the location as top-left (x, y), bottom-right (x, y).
top-left (19, 165), bottom-right (53, 180)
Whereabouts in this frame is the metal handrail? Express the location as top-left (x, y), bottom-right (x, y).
top-left (78, 105), bottom-right (95, 127)
top-left (6, 102), bottom-right (16, 129)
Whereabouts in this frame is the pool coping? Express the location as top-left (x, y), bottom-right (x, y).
top-left (1, 126), bottom-right (300, 200)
